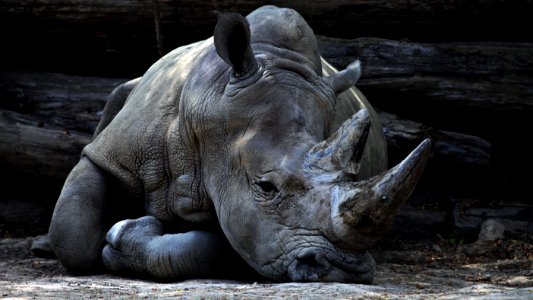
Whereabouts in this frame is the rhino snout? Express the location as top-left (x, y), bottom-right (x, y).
top-left (286, 248), bottom-right (375, 283)
top-left (287, 249), bottom-right (331, 281)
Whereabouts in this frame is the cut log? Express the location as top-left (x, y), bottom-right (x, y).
top-left (0, 72), bottom-right (128, 134)
top-left (0, 110), bottom-right (91, 178)
top-left (2, 1), bottom-right (533, 75)
top-left (0, 200), bottom-right (47, 225)
top-left (378, 112), bottom-right (491, 166)
top-left (0, 72), bottom-right (123, 178)
top-left (318, 37), bottom-right (533, 113)
top-left (2, 1), bottom-right (532, 43)
top-left (318, 36), bottom-right (533, 168)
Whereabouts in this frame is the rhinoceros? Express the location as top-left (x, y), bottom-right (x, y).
top-left (35, 5), bottom-right (430, 283)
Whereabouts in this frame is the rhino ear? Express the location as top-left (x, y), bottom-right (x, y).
top-left (326, 60), bottom-right (362, 95)
top-left (214, 12), bottom-right (258, 78)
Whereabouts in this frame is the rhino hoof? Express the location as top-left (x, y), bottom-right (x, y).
top-left (31, 235), bottom-right (56, 259)
top-left (102, 216), bottom-right (163, 274)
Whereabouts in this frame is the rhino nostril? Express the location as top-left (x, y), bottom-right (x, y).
top-left (257, 181), bottom-right (278, 194)
top-left (288, 250), bottom-right (332, 282)
top-left (298, 250), bottom-right (326, 267)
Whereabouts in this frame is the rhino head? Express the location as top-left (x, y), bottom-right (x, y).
top-left (186, 7), bottom-right (431, 283)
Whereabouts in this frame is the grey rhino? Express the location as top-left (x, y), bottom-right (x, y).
top-left (40, 6), bottom-right (430, 283)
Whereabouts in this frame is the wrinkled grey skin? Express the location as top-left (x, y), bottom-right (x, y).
top-left (37, 6), bottom-right (430, 283)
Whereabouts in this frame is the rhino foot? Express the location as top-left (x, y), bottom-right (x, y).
top-left (103, 216), bottom-right (240, 280)
top-left (31, 234), bottom-right (56, 259)
top-left (103, 216), bottom-right (162, 275)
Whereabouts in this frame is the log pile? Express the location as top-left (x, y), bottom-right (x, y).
top-left (319, 37), bottom-right (533, 114)
top-left (1, 0), bottom-right (531, 235)
top-left (2, 0), bottom-right (533, 75)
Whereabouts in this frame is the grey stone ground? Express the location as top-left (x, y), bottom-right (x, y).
top-left (1, 237), bottom-right (532, 299)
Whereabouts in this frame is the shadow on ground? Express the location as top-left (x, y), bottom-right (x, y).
top-left (1, 236), bottom-right (531, 299)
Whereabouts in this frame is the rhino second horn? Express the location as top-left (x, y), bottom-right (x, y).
top-left (330, 139), bottom-right (431, 250)
top-left (326, 60), bottom-right (362, 95)
top-left (303, 109), bottom-right (370, 182)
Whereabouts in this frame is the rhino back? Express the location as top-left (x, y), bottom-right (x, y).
top-left (322, 58), bottom-right (388, 179)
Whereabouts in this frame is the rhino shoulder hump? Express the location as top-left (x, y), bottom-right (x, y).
top-left (82, 39), bottom-right (214, 200)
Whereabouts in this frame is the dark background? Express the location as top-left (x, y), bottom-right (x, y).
top-left (0, 0), bottom-right (531, 240)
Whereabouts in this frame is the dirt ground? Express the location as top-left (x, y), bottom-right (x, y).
top-left (1, 235), bottom-right (532, 299)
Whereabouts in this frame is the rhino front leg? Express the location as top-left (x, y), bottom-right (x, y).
top-left (48, 157), bottom-right (113, 271)
top-left (103, 216), bottom-right (233, 280)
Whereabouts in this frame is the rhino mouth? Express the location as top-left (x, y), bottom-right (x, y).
top-left (286, 246), bottom-right (375, 283)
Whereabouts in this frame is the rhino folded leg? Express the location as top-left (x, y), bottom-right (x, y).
top-left (48, 157), bottom-right (118, 271)
top-left (103, 216), bottom-right (237, 280)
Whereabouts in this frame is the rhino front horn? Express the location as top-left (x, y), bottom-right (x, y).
top-left (330, 139), bottom-right (431, 250)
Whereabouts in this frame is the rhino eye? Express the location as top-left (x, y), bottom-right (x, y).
top-left (256, 181), bottom-right (279, 196)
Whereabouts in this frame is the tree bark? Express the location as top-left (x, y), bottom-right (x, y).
top-left (0, 72), bottom-right (123, 178)
top-left (0, 72), bottom-right (127, 134)
top-left (318, 37), bottom-right (533, 112)
top-left (318, 36), bottom-right (533, 158)
top-left (0, 110), bottom-right (90, 178)
top-left (2, 0), bottom-right (531, 42)
top-left (379, 112), bottom-right (491, 166)
top-left (2, 1), bottom-right (533, 76)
